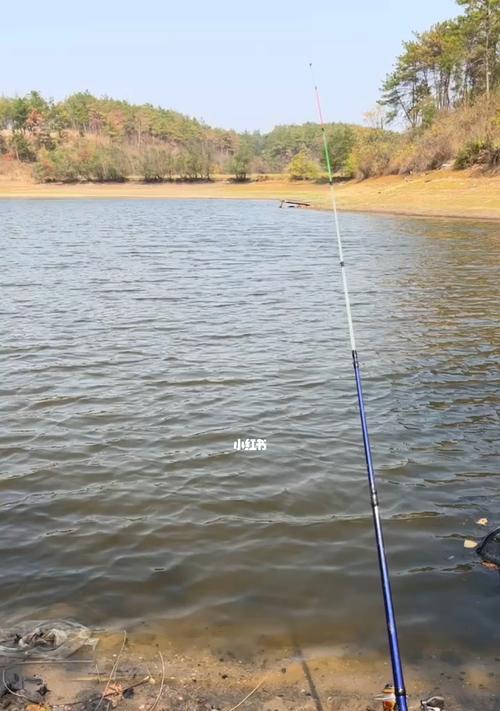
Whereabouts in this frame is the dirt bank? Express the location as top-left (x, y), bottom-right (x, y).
top-left (1, 629), bottom-right (498, 711)
top-left (0, 169), bottom-right (499, 221)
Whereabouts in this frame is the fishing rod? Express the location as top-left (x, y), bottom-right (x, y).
top-left (309, 64), bottom-right (408, 711)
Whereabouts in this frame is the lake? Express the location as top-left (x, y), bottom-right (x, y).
top-left (1, 198), bottom-right (498, 668)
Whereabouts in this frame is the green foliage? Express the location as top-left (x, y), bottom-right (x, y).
top-left (455, 139), bottom-right (489, 167)
top-left (61, 91), bottom-right (94, 134)
top-left (381, 1), bottom-right (500, 128)
top-left (347, 129), bottom-right (399, 178)
top-left (229, 143), bottom-right (252, 181)
top-left (8, 133), bottom-right (36, 162)
top-left (33, 142), bottom-right (129, 182)
top-left (0, 90), bottom-right (386, 181)
top-left (455, 138), bottom-right (500, 167)
top-left (261, 122), bottom-right (358, 174)
top-left (287, 149), bottom-right (320, 180)
top-left (11, 98), bottom-right (30, 132)
top-left (0, 97), bottom-right (14, 129)
top-left (456, 0), bottom-right (500, 94)
top-left (263, 123), bottom-right (321, 169)
top-left (140, 147), bottom-right (176, 182)
top-left (175, 140), bottom-right (213, 180)
top-left (34, 147), bottom-right (80, 182)
top-left (326, 125), bottom-right (357, 172)
top-left (86, 145), bottom-right (129, 182)
top-left (384, 89), bottom-right (500, 173)
top-left (6, 4), bottom-right (500, 190)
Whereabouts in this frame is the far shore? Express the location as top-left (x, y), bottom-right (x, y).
top-left (0, 169), bottom-right (499, 221)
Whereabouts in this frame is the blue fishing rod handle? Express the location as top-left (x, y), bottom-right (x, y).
top-left (352, 351), bottom-right (408, 709)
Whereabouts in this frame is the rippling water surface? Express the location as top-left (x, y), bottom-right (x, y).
top-left (1, 199), bottom-right (498, 662)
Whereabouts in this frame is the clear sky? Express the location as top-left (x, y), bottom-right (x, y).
top-left (1, 0), bottom-right (460, 132)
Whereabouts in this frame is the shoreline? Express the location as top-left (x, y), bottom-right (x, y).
top-left (0, 170), bottom-right (499, 222)
top-left (1, 629), bottom-right (498, 711)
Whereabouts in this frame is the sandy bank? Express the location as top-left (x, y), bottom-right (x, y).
top-left (0, 170), bottom-right (499, 221)
top-left (1, 629), bottom-right (498, 711)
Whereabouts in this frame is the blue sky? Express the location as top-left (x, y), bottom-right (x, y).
top-left (1, 0), bottom-right (460, 132)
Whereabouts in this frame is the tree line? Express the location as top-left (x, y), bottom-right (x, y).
top-left (0, 0), bottom-right (498, 183)
top-left (382, 0), bottom-right (499, 127)
top-left (0, 90), bottom-right (370, 182)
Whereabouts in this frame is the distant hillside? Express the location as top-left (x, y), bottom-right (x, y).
top-left (0, 92), bottom-right (375, 183)
top-left (0, 0), bottom-right (498, 184)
